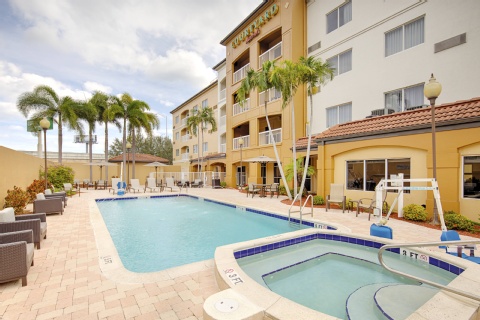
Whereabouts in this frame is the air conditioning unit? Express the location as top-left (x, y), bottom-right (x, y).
top-left (405, 104), bottom-right (428, 111)
top-left (370, 108), bottom-right (395, 117)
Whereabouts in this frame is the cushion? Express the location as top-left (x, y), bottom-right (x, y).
top-left (0, 207), bottom-right (15, 222)
top-left (36, 193), bottom-right (46, 200)
top-left (45, 189), bottom-right (52, 195)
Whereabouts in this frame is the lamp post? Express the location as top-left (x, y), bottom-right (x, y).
top-left (126, 141), bottom-right (132, 186)
top-left (40, 117), bottom-right (50, 190)
top-left (238, 138), bottom-right (244, 189)
top-left (424, 74), bottom-right (442, 225)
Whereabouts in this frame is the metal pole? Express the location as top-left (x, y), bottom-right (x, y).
top-left (240, 144), bottom-right (243, 189)
top-left (430, 98), bottom-right (439, 225)
top-left (43, 128), bottom-right (48, 190)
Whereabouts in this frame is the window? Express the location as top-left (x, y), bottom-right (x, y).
top-left (327, 1), bottom-right (352, 33)
top-left (463, 156), bottom-right (480, 198)
top-left (385, 84), bottom-right (424, 112)
top-left (203, 142), bottom-right (208, 152)
top-left (326, 103), bottom-right (352, 128)
top-left (202, 99), bottom-right (208, 108)
top-left (175, 116), bottom-right (179, 124)
top-left (346, 158), bottom-right (410, 191)
top-left (192, 105), bottom-right (198, 114)
top-left (193, 144), bottom-right (198, 154)
top-left (273, 163), bottom-right (281, 184)
top-left (327, 49), bottom-right (352, 76)
top-left (385, 17), bottom-right (424, 56)
top-left (175, 149), bottom-right (179, 157)
top-left (175, 132), bottom-right (179, 140)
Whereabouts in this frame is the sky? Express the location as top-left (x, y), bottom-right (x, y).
top-left (0, 0), bottom-right (261, 154)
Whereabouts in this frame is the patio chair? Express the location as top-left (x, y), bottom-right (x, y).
top-left (355, 190), bottom-right (387, 221)
top-left (96, 180), bottom-right (106, 190)
top-left (109, 178), bottom-right (121, 194)
top-left (34, 194), bottom-right (64, 215)
top-left (440, 230), bottom-right (479, 263)
top-left (266, 183), bottom-right (279, 198)
top-left (191, 179), bottom-right (203, 188)
top-left (129, 179), bottom-right (143, 193)
top-left (0, 230), bottom-right (35, 286)
top-left (165, 177), bottom-right (180, 192)
top-left (145, 178), bottom-right (160, 193)
top-left (247, 183), bottom-right (261, 198)
top-left (0, 207), bottom-right (47, 249)
top-left (326, 183), bottom-right (346, 213)
top-left (63, 183), bottom-right (80, 197)
top-left (82, 179), bottom-right (94, 189)
top-left (45, 189), bottom-right (68, 207)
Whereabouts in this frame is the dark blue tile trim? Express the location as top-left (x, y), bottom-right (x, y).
top-left (235, 233), bottom-right (464, 276)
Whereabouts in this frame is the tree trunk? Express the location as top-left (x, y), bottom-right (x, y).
top-left (298, 93), bottom-right (314, 197)
top-left (132, 129), bottom-right (136, 179)
top-left (89, 126), bottom-right (93, 181)
top-left (122, 116), bottom-right (127, 183)
top-left (104, 121), bottom-right (109, 182)
top-left (291, 84), bottom-right (297, 200)
top-left (58, 113), bottom-right (62, 164)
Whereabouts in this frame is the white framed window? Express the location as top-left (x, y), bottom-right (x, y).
top-left (327, 0), bottom-right (352, 34)
top-left (175, 116), bottom-right (179, 124)
top-left (175, 149), bottom-right (179, 156)
top-left (327, 49), bottom-right (352, 76)
top-left (385, 17), bottom-right (424, 57)
top-left (175, 132), bottom-right (179, 140)
top-left (385, 84), bottom-right (424, 112)
top-left (463, 156), bottom-right (480, 199)
top-left (192, 105), bottom-right (198, 114)
top-left (326, 103), bottom-right (352, 128)
top-left (193, 144), bottom-right (198, 154)
top-left (203, 142), bottom-right (208, 152)
top-left (347, 158), bottom-right (411, 191)
top-left (202, 99), bottom-right (208, 108)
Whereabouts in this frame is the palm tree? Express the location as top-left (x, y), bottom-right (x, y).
top-left (296, 56), bottom-right (334, 197)
top-left (237, 60), bottom-right (292, 200)
top-left (284, 157), bottom-right (315, 196)
top-left (94, 93), bottom-right (123, 180)
top-left (77, 99), bottom-right (98, 181)
top-left (187, 106), bottom-right (217, 175)
top-left (17, 85), bottom-right (84, 163)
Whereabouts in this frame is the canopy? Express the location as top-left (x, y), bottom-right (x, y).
top-left (244, 155), bottom-right (276, 163)
top-left (84, 161), bottom-right (117, 180)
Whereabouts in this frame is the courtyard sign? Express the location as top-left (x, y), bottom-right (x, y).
top-left (231, 4), bottom-right (279, 49)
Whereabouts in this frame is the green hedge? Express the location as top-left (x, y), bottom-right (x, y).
top-left (403, 204), bottom-right (428, 222)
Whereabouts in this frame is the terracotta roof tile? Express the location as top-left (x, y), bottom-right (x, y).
top-left (108, 153), bottom-right (169, 163)
top-left (295, 97), bottom-right (480, 148)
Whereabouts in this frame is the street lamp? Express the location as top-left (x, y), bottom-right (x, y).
top-left (40, 117), bottom-right (50, 190)
top-left (238, 138), bottom-right (244, 189)
top-left (424, 73), bottom-right (442, 224)
top-left (126, 141), bottom-right (132, 186)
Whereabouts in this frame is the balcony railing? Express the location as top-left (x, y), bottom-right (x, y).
top-left (219, 88), bottom-right (226, 101)
top-left (233, 63), bottom-right (250, 84)
top-left (220, 143), bottom-right (226, 153)
top-left (233, 135), bottom-right (250, 150)
top-left (233, 98), bottom-right (250, 116)
top-left (181, 134), bottom-right (190, 142)
top-left (181, 117), bottom-right (188, 127)
top-left (181, 153), bottom-right (190, 160)
top-left (259, 42), bottom-right (282, 66)
top-left (259, 128), bottom-right (282, 145)
top-left (258, 88), bottom-right (281, 105)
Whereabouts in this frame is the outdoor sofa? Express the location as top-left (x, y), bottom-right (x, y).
top-left (0, 207), bottom-right (47, 249)
top-left (0, 230), bottom-right (35, 286)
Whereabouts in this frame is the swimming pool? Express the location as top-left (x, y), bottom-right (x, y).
top-left (209, 229), bottom-right (479, 320)
top-left (96, 195), bottom-right (317, 272)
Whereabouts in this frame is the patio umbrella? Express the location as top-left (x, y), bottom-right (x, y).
top-left (244, 155), bottom-right (276, 163)
top-left (84, 161), bottom-right (117, 180)
top-left (144, 161), bottom-right (167, 186)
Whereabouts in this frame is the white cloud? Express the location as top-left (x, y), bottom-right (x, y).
top-left (83, 81), bottom-right (112, 94)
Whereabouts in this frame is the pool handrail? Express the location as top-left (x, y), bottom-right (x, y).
top-left (288, 193), bottom-right (302, 224)
top-left (378, 240), bottom-right (480, 302)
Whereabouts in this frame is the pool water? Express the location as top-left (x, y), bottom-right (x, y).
top-left (238, 239), bottom-right (457, 319)
top-left (96, 196), bottom-right (306, 272)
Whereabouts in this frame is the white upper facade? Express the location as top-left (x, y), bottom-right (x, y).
top-left (307, 0), bottom-right (480, 134)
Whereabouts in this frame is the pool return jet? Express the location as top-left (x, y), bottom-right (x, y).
top-left (370, 176), bottom-right (447, 239)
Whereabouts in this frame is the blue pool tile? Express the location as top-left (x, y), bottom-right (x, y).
top-left (449, 264), bottom-right (462, 275)
top-left (365, 240), bottom-right (373, 247)
top-left (438, 260), bottom-right (450, 271)
top-left (356, 239), bottom-right (365, 246)
top-left (429, 257), bottom-right (439, 267)
top-left (348, 237), bottom-right (356, 244)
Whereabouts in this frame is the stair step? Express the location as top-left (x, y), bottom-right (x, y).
top-left (346, 283), bottom-right (391, 320)
top-left (375, 285), bottom-right (438, 320)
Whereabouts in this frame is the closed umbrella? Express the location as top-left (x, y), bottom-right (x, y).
top-left (85, 161), bottom-right (117, 180)
top-left (144, 161), bottom-right (167, 186)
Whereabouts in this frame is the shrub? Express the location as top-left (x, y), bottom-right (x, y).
top-left (403, 204), bottom-right (428, 221)
top-left (444, 210), bottom-right (475, 232)
top-left (220, 181), bottom-right (227, 188)
top-left (26, 179), bottom-right (52, 203)
top-left (4, 186), bottom-right (30, 215)
top-left (313, 195), bottom-right (324, 205)
top-left (278, 185), bottom-right (287, 195)
top-left (40, 165), bottom-right (75, 190)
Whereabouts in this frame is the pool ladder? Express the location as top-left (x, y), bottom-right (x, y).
top-left (288, 193), bottom-right (313, 226)
top-left (378, 240), bottom-right (480, 302)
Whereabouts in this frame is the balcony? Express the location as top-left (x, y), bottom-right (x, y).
top-left (258, 88), bottom-right (281, 105)
top-left (233, 63), bottom-right (250, 84)
top-left (220, 143), bottom-right (226, 153)
top-left (181, 117), bottom-right (188, 127)
top-left (181, 134), bottom-right (191, 142)
top-left (259, 128), bottom-right (282, 145)
top-left (233, 135), bottom-right (250, 150)
top-left (219, 88), bottom-right (226, 101)
top-left (219, 115), bottom-right (226, 133)
top-left (233, 98), bottom-right (250, 116)
top-left (181, 153), bottom-right (190, 160)
top-left (259, 42), bottom-right (282, 66)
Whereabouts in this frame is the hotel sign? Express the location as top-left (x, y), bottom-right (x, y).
top-left (231, 4), bottom-right (279, 49)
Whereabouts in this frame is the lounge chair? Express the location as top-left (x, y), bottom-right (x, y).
top-left (191, 179), bottom-right (203, 188)
top-left (247, 183), bottom-right (261, 198)
top-left (129, 179), bottom-right (143, 193)
top-left (82, 179), bottom-right (94, 189)
top-left (34, 194), bottom-right (64, 215)
top-left (0, 207), bottom-right (47, 249)
top-left (96, 180), bottom-right (106, 190)
top-left (45, 189), bottom-right (68, 207)
top-left (109, 178), bottom-right (121, 194)
top-left (145, 178), bottom-right (160, 193)
top-left (266, 183), bottom-right (279, 198)
top-left (0, 230), bottom-right (35, 286)
top-left (326, 183), bottom-right (346, 213)
top-left (165, 178), bottom-right (180, 192)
